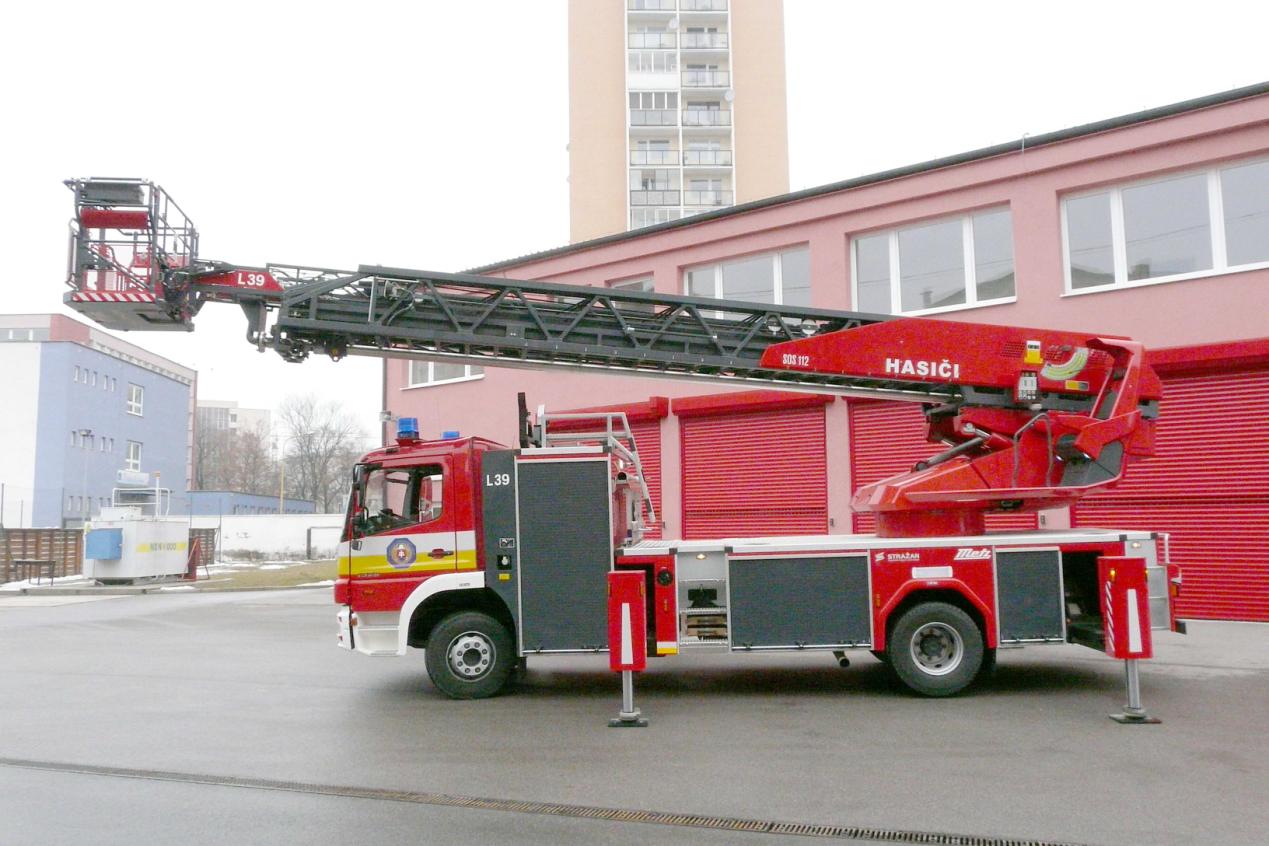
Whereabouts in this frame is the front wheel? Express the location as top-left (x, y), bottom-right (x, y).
top-left (425, 611), bottom-right (515, 699)
top-left (887, 602), bottom-right (984, 697)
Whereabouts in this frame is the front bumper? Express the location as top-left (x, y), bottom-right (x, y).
top-left (336, 606), bottom-right (353, 650)
top-left (337, 607), bottom-right (404, 656)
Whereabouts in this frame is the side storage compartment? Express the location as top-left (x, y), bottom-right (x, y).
top-left (729, 555), bottom-right (871, 649)
top-left (517, 458), bottom-right (613, 652)
top-left (995, 549), bottom-right (1065, 643)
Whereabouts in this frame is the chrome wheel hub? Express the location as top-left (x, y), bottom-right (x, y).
top-left (447, 631), bottom-right (494, 679)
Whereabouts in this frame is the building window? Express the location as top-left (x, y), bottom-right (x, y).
top-left (126, 441), bottom-right (142, 471)
top-left (73, 366), bottom-right (80, 383)
top-left (852, 208), bottom-right (1015, 315)
top-left (685, 247), bottom-right (811, 310)
top-left (1063, 158), bottom-right (1269, 293)
top-left (608, 276), bottom-right (655, 313)
top-left (628, 50), bottom-right (678, 74)
top-left (407, 361), bottom-right (484, 388)
top-left (127, 383), bottom-right (144, 416)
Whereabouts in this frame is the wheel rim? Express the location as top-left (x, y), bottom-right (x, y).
top-left (909, 622), bottom-right (963, 676)
top-left (446, 631), bottom-right (495, 680)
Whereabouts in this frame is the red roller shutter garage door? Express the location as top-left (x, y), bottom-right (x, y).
top-left (848, 400), bottom-right (1038, 534)
top-left (679, 393), bottom-right (829, 539)
top-left (1073, 366), bottom-right (1269, 621)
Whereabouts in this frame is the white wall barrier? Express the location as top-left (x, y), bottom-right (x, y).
top-left (189, 514), bottom-right (345, 560)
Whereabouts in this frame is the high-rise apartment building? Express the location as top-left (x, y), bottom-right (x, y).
top-left (196, 400), bottom-right (272, 437)
top-left (568, 0), bottom-right (789, 243)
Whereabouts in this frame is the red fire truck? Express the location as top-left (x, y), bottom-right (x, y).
top-left (62, 179), bottom-right (1183, 711)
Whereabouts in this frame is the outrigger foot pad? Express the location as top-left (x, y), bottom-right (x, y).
top-left (608, 714), bottom-right (649, 728)
top-left (1109, 709), bottom-right (1162, 724)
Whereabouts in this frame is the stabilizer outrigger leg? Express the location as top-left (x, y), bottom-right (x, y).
top-left (1110, 659), bottom-right (1161, 724)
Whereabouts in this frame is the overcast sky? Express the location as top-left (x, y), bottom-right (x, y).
top-left (2, 1), bottom-right (1264, 445)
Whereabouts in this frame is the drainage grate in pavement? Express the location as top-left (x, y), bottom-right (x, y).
top-left (0, 757), bottom-right (1091, 846)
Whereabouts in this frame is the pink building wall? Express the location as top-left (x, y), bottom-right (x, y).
top-left (386, 87), bottom-right (1269, 538)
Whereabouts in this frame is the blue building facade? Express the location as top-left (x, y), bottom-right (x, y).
top-left (0, 315), bottom-right (195, 527)
top-left (187, 491), bottom-right (316, 516)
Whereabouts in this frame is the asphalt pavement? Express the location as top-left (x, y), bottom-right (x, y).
top-left (0, 589), bottom-right (1265, 845)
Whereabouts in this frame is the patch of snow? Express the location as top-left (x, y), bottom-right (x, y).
top-left (1, 574), bottom-right (93, 590)
top-left (298, 580), bottom-right (336, 587)
top-left (258, 564), bottom-right (290, 571)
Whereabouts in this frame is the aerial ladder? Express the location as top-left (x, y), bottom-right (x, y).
top-left (63, 177), bottom-right (1160, 539)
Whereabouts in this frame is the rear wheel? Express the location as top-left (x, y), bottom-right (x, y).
top-left (887, 602), bottom-right (983, 697)
top-left (425, 611), bottom-right (514, 699)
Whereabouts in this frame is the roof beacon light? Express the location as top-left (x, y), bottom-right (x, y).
top-left (397, 417), bottom-right (420, 442)
top-left (442, 430), bottom-right (461, 440)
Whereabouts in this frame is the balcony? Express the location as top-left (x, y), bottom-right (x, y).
top-left (631, 207), bottom-right (685, 228)
top-left (681, 0), bottom-right (727, 10)
top-left (682, 109), bottom-right (731, 126)
top-left (630, 109), bottom-right (678, 127)
top-left (682, 70), bottom-right (730, 87)
top-left (683, 189), bottom-right (733, 206)
top-left (628, 32), bottom-right (676, 49)
top-left (630, 149), bottom-right (679, 166)
top-left (629, 0), bottom-right (676, 9)
top-left (631, 190), bottom-right (681, 206)
top-left (683, 149), bottom-right (733, 166)
top-left (681, 32), bottom-right (728, 49)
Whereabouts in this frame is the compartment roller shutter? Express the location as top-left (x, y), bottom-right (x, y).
top-left (1073, 368), bottom-right (1269, 621)
top-left (848, 400), bottom-right (1037, 534)
top-left (681, 405), bottom-right (827, 539)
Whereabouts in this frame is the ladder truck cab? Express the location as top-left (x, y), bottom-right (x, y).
top-left (62, 178), bottom-right (1184, 703)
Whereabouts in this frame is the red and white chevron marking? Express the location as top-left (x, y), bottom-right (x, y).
top-left (1104, 580), bottom-right (1115, 655)
top-left (71, 291), bottom-right (156, 303)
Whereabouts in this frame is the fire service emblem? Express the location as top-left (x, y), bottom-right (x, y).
top-left (386, 538), bottom-right (417, 569)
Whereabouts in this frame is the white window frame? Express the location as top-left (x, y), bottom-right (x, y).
top-left (609, 276), bottom-right (654, 294)
top-left (682, 247), bottom-right (810, 309)
top-left (850, 208), bottom-right (1017, 317)
top-left (126, 383), bottom-right (144, 416)
top-left (403, 361), bottom-right (485, 390)
top-left (125, 441), bottom-right (142, 472)
top-left (1061, 157), bottom-right (1269, 296)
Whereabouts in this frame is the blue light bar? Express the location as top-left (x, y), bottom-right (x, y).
top-left (441, 430), bottom-right (461, 440)
top-left (397, 417), bottom-right (419, 439)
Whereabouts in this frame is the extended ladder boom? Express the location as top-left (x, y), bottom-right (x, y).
top-left (61, 178), bottom-right (1162, 537)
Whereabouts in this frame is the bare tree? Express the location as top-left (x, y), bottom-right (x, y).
top-left (194, 422), bottom-right (276, 496)
top-left (277, 395), bottom-right (368, 512)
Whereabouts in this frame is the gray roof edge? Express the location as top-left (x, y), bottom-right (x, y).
top-left (470, 81), bottom-right (1269, 275)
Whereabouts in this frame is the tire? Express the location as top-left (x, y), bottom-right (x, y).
top-left (886, 602), bottom-right (984, 697)
top-left (424, 611), bottom-right (515, 700)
